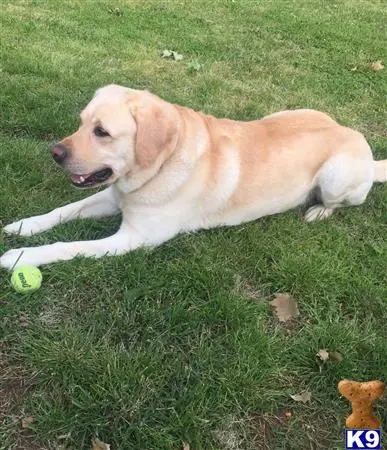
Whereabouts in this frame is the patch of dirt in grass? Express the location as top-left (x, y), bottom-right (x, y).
top-left (233, 275), bottom-right (267, 302)
top-left (0, 345), bottom-right (43, 450)
top-left (213, 416), bottom-right (246, 450)
top-left (39, 305), bottom-right (64, 327)
top-left (248, 409), bottom-right (341, 449)
top-left (214, 413), bottom-right (290, 450)
top-left (248, 412), bottom-right (288, 450)
top-left (0, 360), bottom-right (30, 422)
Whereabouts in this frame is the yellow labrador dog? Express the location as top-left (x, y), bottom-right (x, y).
top-left (1, 84), bottom-right (386, 269)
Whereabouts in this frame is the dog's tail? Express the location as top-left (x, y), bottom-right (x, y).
top-left (373, 160), bottom-right (387, 182)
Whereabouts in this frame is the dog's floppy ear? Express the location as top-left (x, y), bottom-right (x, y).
top-left (131, 96), bottom-right (180, 168)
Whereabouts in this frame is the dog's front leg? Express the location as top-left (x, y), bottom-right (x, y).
top-left (3, 187), bottom-right (119, 237)
top-left (0, 224), bottom-right (142, 270)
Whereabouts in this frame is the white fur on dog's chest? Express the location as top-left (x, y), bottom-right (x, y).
top-left (116, 142), bottom-right (241, 235)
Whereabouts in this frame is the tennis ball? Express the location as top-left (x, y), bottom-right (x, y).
top-left (11, 266), bottom-right (42, 294)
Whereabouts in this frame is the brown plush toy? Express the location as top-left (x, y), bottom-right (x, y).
top-left (338, 379), bottom-right (385, 429)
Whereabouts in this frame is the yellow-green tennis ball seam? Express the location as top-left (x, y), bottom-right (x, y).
top-left (11, 266), bottom-right (42, 294)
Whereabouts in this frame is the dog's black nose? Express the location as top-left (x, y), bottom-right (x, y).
top-left (50, 143), bottom-right (68, 165)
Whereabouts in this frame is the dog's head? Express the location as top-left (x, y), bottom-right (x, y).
top-left (51, 85), bottom-right (180, 189)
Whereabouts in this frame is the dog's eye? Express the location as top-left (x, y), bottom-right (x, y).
top-left (94, 125), bottom-right (110, 138)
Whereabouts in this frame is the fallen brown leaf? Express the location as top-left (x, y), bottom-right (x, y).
top-left (161, 49), bottom-right (183, 61)
top-left (92, 438), bottom-right (111, 450)
top-left (328, 351), bottom-right (343, 362)
top-left (21, 416), bottom-right (34, 428)
top-left (317, 349), bottom-right (343, 364)
top-left (316, 349), bottom-right (329, 362)
top-left (161, 49), bottom-right (173, 58)
top-left (371, 60), bottom-right (384, 71)
top-left (290, 391), bottom-right (312, 403)
top-left (269, 293), bottom-right (300, 322)
top-left (182, 441), bottom-right (190, 450)
top-left (57, 432), bottom-right (71, 440)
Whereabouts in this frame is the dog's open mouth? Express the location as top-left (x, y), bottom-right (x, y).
top-left (70, 168), bottom-right (113, 188)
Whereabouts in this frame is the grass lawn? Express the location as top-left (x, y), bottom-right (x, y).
top-left (0, 1), bottom-right (386, 449)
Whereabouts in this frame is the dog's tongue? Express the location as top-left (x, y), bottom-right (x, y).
top-left (71, 173), bottom-right (91, 183)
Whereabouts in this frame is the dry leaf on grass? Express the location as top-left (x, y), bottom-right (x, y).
top-left (328, 351), bottom-right (343, 362)
top-left (161, 49), bottom-right (183, 61)
top-left (182, 441), bottom-right (190, 450)
top-left (172, 52), bottom-right (184, 61)
top-left (57, 432), bottom-right (71, 440)
top-left (290, 391), bottom-right (312, 403)
top-left (92, 438), bottom-right (111, 450)
top-left (371, 60), bottom-right (384, 71)
top-left (161, 49), bottom-right (173, 58)
top-left (107, 7), bottom-right (123, 17)
top-left (21, 416), bottom-right (34, 428)
top-left (316, 349), bottom-right (330, 362)
top-left (316, 349), bottom-right (343, 366)
top-left (269, 293), bottom-right (300, 322)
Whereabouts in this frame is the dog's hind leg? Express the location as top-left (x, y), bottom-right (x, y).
top-left (4, 186), bottom-right (120, 236)
top-left (304, 153), bottom-right (374, 222)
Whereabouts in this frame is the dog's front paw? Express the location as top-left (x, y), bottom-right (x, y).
top-left (4, 218), bottom-right (45, 236)
top-left (0, 248), bottom-right (36, 270)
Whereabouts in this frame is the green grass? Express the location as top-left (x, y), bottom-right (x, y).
top-left (0, 1), bottom-right (386, 449)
